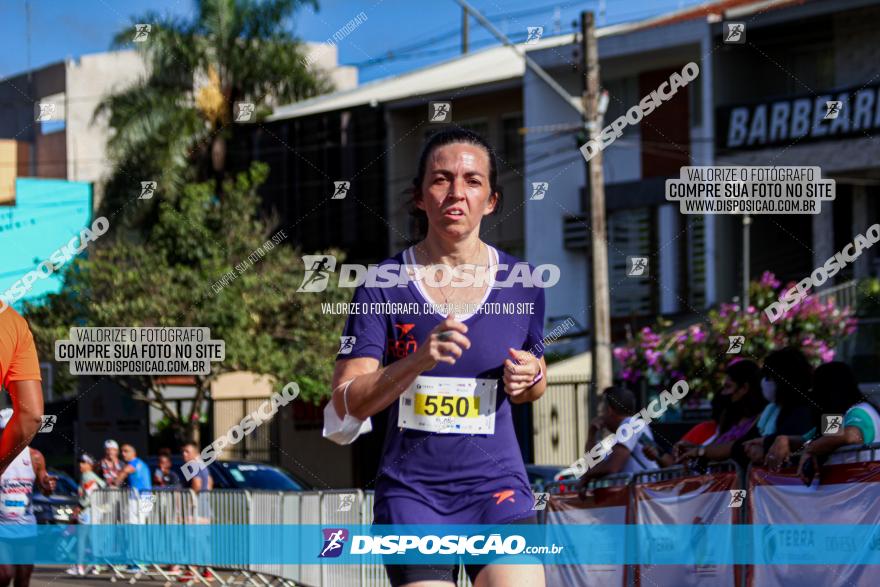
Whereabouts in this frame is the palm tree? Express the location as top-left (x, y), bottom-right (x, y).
top-left (96, 0), bottom-right (331, 230)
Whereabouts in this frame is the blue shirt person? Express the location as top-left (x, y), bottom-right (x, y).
top-left (116, 444), bottom-right (152, 491)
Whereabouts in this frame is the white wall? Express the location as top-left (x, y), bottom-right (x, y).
top-left (65, 51), bottom-right (147, 209)
top-left (522, 61), bottom-right (588, 355)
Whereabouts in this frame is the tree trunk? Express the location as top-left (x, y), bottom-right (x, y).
top-left (211, 132), bottom-right (226, 175)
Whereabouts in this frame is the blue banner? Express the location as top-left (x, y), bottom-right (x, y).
top-left (0, 525), bottom-right (879, 565)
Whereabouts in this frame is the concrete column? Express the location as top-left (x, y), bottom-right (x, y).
top-left (852, 186), bottom-right (870, 279)
top-left (812, 200), bottom-right (835, 278)
top-left (658, 204), bottom-right (679, 313)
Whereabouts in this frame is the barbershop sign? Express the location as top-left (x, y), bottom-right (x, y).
top-left (716, 82), bottom-right (880, 151)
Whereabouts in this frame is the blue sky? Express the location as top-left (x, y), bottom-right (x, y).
top-left (0, 0), bottom-right (706, 83)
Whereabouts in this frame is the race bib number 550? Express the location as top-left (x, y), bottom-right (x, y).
top-left (398, 376), bottom-right (497, 434)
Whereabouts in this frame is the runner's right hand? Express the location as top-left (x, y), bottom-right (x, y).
top-left (414, 317), bottom-right (471, 370)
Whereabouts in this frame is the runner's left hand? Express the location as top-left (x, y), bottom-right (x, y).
top-left (503, 348), bottom-right (541, 397)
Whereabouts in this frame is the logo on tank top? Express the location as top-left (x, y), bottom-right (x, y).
top-left (387, 323), bottom-right (418, 359)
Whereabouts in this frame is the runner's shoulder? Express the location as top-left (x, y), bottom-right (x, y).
top-left (0, 305), bottom-right (29, 332)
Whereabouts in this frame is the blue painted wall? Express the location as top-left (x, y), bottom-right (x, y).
top-left (0, 178), bottom-right (93, 308)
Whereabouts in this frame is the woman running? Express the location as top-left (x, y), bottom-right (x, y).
top-left (325, 128), bottom-right (547, 587)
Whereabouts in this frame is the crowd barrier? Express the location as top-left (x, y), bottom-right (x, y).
top-left (79, 443), bottom-right (880, 587)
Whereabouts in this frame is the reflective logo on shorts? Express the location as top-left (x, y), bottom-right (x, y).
top-left (493, 490), bottom-right (516, 505)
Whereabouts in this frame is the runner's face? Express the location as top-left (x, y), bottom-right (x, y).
top-left (417, 143), bottom-right (497, 239)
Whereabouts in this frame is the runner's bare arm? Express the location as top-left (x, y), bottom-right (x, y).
top-left (0, 380), bottom-right (43, 476)
top-left (331, 317), bottom-right (471, 421)
top-left (29, 448), bottom-right (56, 496)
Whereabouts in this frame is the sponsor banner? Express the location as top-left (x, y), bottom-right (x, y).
top-left (634, 471), bottom-right (739, 587)
top-left (748, 462), bottom-right (880, 586)
top-left (545, 486), bottom-right (629, 586)
top-left (1, 523), bottom-right (880, 565)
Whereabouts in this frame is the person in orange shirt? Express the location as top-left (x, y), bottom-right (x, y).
top-left (0, 306), bottom-right (44, 478)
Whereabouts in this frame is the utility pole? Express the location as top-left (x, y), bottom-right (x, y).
top-left (742, 214), bottom-right (751, 310)
top-left (461, 7), bottom-right (469, 54)
top-left (582, 11), bottom-right (612, 394)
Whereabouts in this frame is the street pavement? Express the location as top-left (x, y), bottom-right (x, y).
top-left (31, 567), bottom-right (235, 586)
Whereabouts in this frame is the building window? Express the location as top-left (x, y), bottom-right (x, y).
top-left (501, 114), bottom-right (524, 170)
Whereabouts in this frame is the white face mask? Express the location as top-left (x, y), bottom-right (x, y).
top-left (761, 377), bottom-right (777, 403)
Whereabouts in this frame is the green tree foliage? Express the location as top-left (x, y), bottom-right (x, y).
top-left (25, 163), bottom-right (348, 443)
top-left (95, 0), bottom-right (332, 230)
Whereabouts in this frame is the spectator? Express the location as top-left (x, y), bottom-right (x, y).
top-left (577, 386), bottom-right (658, 489)
top-left (180, 443), bottom-right (213, 494)
top-left (100, 440), bottom-right (123, 487)
top-left (0, 408), bottom-right (56, 587)
top-left (739, 347), bottom-right (815, 464)
top-left (66, 453), bottom-right (105, 576)
top-left (153, 453), bottom-right (182, 489)
top-left (179, 443), bottom-right (213, 583)
top-left (765, 362), bottom-right (880, 481)
top-left (674, 359), bottom-right (766, 463)
top-left (114, 444), bottom-right (152, 491)
top-left (114, 444), bottom-right (152, 574)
